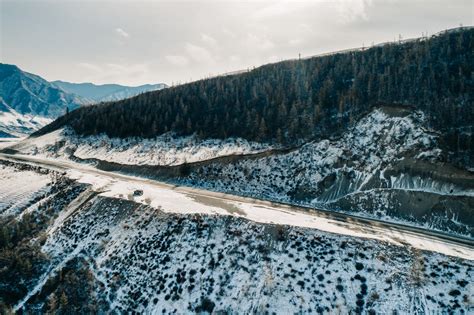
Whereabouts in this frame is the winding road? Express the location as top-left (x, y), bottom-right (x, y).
top-left (1, 152), bottom-right (473, 260)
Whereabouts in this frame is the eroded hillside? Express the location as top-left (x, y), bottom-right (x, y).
top-left (9, 107), bottom-right (474, 237)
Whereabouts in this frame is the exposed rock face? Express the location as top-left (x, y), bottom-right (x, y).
top-left (179, 107), bottom-right (474, 236)
top-left (7, 106), bottom-right (474, 236)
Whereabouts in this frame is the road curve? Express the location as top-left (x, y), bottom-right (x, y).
top-left (1, 152), bottom-right (473, 260)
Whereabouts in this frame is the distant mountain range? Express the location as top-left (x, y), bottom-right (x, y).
top-left (0, 64), bottom-right (86, 118)
top-left (0, 63), bottom-right (85, 137)
top-left (0, 63), bottom-right (167, 137)
top-left (52, 81), bottom-right (167, 103)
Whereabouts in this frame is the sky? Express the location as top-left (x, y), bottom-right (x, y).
top-left (1, 0), bottom-right (472, 86)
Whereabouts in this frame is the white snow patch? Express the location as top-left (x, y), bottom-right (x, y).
top-left (12, 127), bottom-right (272, 166)
top-left (0, 164), bottom-right (52, 217)
top-left (0, 108), bottom-right (52, 137)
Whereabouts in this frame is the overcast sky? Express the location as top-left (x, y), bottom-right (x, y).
top-left (1, 0), bottom-right (472, 86)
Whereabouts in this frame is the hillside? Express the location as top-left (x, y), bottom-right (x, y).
top-left (0, 160), bottom-right (472, 313)
top-left (3, 1), bottom-right (473, 314)
top-left (35, 27), bottom-right (474, 169)
top-left (11, 105), bottom-right (474, 237)
top-left (0, 100), bottom-right (52, 138)
top-left (0, 64), bottom-right (85, 118)
top-left (52, 81), bottom-right (167, 103)
top-left (6, 27), bottom-right (473, 238)
top-left (0, 64), bottom-right (85, 137)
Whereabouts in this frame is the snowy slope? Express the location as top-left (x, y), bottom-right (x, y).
top-left (0, 63), bottom-right (85, 137)
top-left (1, 161), bottom-right (472, 314)
top-left (11, 128), bottom-right (272, 166)
top-left (0, 163), bottom-right (52, 217)
top-left (176, 108), bottom-right (474, 235)
top-left (41, 198), bottom-right (474, 314)
top-left (186, 109), bottom-right (444, 199)
top-left (0, 103), bottom-right (52, 137)
top-left (6, 107), bottom-right (474, 235)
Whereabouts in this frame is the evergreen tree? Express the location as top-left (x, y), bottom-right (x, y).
top-left (34, 28), bottom-right (474, 167)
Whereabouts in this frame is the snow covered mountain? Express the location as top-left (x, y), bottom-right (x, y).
top-left (2, 92), bottom-right (472, 315)
top-left (0, 63), bottom-right (167, 137)
top-left (0, 99), bottom-right (52, 138)
top-left (0, 64), bottom-right (85, 137)
top-left (52, 81), bottom-right (167, 103)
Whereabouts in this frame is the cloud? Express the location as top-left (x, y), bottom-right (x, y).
top-left (78, 62), bottom-right (102, 72)
top-left (185, 43), bottom-right (215, 64)
top-left (336, 0), bottom-right (374, 23)
top-left (253, 0), bottom-right (373, 24)
top-left (166, 42), bottom-right (215, 67)
top-left (115, 27), bottom-right (130, 38)
top-left (76, 62), bottom-right (153, 85)
top-left (252, 1), bottom-right (313, 20)
top-left (289, 39), bottom-right (303, 46)
top-left (165, 55), bottom-right (189, 67)
top-left (229, 55), bottom-right (241, 63)
top-left (222, 28), bottom-right (236, 38)
top-left (200, 33), bottom-right (218, 47)
top-left (245, 34), bottom-right (275, 51)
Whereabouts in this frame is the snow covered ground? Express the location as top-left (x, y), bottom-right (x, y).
top-left (0, 106), bottom-right (52, 137)
top-left (0, 137), bottom-right (21, 149)
top-left (179, 109), bottom-right (474, 236)
top-left (5, 107), bottom-right (474, 236)
top-left (2, 154), bottom-right (472, 260)
top-left (42, 200), bottom-right (474, 314)
top-left (0, 162), bottom-right (52, 217)
top-left (1, 161), bottom-right (472, 314)
top-left (69, 168), bottom-right (473, 260)
top-left (11, 127), bottom-right (272, 166)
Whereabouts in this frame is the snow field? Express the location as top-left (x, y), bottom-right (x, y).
top-left (12, 127), bottom-right (272, 166)
top-left (0, 163), bottom-right (52, 217)
top-left (1, 161), bottom-right (472, 314)
top-left (41, 197), bottom-right (474, 314)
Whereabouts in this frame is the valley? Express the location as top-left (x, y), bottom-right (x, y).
top-left (0, 158), bottom-right (472, 313)
top-left (0, 14), bottom-right (472, 314)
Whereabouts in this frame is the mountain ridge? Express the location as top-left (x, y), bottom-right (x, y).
top-left (0, 63), bottom-right (85, 137)
top-left (0, 63), bottom-right (167, 137)
top-left (0, 63), bottom-right (85, 117)
top-left (52, 80), bottom-right (167, 103)
top-left (34, 27), bottom-right (474, 169)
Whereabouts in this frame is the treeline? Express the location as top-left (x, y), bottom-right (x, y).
top-left (36, 28), bottom-right (474, 165)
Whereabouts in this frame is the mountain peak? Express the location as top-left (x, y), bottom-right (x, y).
top-left (0, 63), bottom-right (167, 137)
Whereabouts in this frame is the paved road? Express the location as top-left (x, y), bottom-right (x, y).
top-left (1, 152), bottom-right (473, 260)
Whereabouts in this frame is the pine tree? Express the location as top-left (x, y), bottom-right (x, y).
top-left (59, 291), bottom-right (68, 311)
